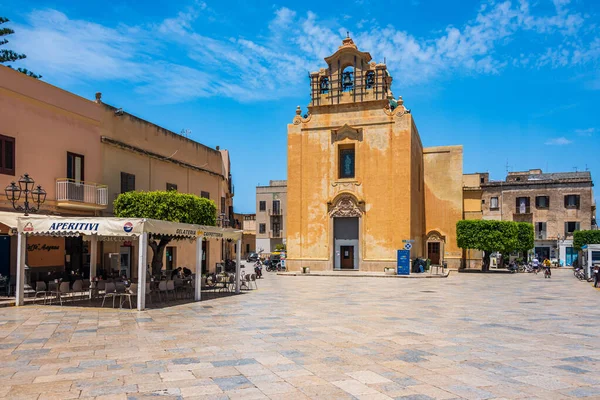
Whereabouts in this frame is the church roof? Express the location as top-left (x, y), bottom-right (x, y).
top-left (324, 37), bottom-right (372, 64)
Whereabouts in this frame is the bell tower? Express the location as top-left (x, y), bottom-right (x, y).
top-left (308, 37), bottom-right (394, 108)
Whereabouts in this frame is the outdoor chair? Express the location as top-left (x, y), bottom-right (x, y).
top-left (145, 282), bottom-right (153, 304)
top-left (101, 282), bottom-right (120, 308)
top-left (57, 282), bottom-right (71, 305)
top-left (120, 283), bottom-right (136, 309)
top-left (174, 278), bottom-right (186, 299)
top-left (242, 274), bottom-right (251, 290)
top-left (72, 280), bottom-right (84, 301)
top-left (34, 281), bottom-right (48, 304)
top-left (158, 280), bottom-right (168, 302)
top-left (82, 279), bottom-right (91, 295)
top-left (115, 281), bottom-right (126, 295)
top-left (95, 280), bottom-right (106, 300)
top-left (166, 280), bottom-right (176, 300)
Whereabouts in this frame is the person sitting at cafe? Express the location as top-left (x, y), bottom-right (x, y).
top-left (182, 267), bottom-right (192, 277)
top-left (170, 267), bottom-right (182, 279)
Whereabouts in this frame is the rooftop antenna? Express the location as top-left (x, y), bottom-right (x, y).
top-left (573, 166), bottom-right (578, 172)
top-left (585, 164), bottom-right (589, 171)
top-left (180, 129), bottom-right (191, 138)
top-left (505, 160), bottom-right (512, 175)
top-left (346, 31), bottom-right (350, 38)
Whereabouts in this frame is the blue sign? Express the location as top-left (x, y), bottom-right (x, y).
top-left (397, 250), bottom-right (410, 275)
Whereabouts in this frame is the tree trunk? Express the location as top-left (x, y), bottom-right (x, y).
top-left (482, 250), bottom-right (490, 272)
top-left (148, 237), bottom-right (172, 276)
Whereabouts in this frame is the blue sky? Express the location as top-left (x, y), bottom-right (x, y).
top-left (1, 0), bottom-right (599, 213)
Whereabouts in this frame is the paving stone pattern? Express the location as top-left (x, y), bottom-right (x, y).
top-left (1, 268), bottom-right (600, 399)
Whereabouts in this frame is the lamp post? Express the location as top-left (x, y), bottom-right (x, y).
top-left (4, 173), bottom-right (46, 295)
top-left (5, 173), bottom-right (47, 216)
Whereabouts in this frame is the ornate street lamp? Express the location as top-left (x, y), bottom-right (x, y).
top-left (4, 173), bottom-right (46, 216)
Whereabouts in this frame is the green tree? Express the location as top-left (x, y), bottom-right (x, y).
top-left (274, 244), bottom-right (286, 252)
top-left (516, 222), bottom-right (534, 259)
top-left (0, 17), bottom-right (41, 79)
top-left (456, 220), bottom-right (520, 271)
top-left (113, 191), bottom-right (217, 275)
top-left (573, 230), bottom-right (600, 251)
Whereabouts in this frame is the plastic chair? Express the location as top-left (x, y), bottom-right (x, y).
top-left (57, 282), bottom-right (71, 305)
top-left (72, 280), bottom-right (83, 301)
top-left (166, 280), bottom-right (176, 300)
top-left (34, 281), bottom-right (48, 304)
top-left (121, 283), bottom-right (136, 309)
top-left (101, 282), bottom-right (120, 308)
top-left (158, 280), bottom-right (168, 302)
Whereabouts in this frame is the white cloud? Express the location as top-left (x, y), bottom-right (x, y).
top-left (545, 137), bottom-right (573, 145)
top-left (7, 0), bottom-right (600, 103)
top-left (575, 128), bottom-right (596, 136)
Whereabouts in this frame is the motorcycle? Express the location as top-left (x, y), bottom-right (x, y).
top-left (507, 262), bottom-right (518, 273)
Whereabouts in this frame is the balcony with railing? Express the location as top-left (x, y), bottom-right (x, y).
top-left (536, 231), bottom-right (547, 240)
top-left (271, 230), bottom-right (281, 238)
top-left (269, 208), bottom-right (283, 216)
top-left (56, 179), bottom-right (108, 210)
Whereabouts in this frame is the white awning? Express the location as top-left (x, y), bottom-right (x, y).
top-left (15, 215), bottom-right (242, 240)
top-left (0, 211), bottom-right (19, 230)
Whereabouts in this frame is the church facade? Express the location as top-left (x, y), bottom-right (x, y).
top-left (286, 38), bottom-right (464, 272)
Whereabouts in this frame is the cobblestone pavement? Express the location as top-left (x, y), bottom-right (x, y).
top-left (1, 268), bottom-right (600, 400)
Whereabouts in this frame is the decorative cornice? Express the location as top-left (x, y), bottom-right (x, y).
top-left (293, 106), bottom-right (312, 125)
top-left (327, 194), bottom-right (365, 218)
top-left (331, 124), bottom-right (363, 143)
top-left (383, 95), bottom-right (411, 117)
top-left (101, 136), bottom-right (225, 180)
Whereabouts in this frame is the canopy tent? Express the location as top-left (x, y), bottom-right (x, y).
top-left (6, 214), bottom-right (243, 310)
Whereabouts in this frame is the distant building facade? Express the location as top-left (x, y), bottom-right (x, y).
top-left (479, 169), bottom-right (595, 266)
top-left (234, 213), bottom-right (256, 258)
top-left (286, 38), bottom-right (464, 272)
top-left (256, 180), bottom-right (286, 255)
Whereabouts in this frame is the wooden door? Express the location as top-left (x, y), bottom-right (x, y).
top-left (340, 246), bottom-right (354, 269)
top-left (428, 242), bottom-right (440, 265)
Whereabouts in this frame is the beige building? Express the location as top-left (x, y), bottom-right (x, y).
top-left (256, 180), bottom-right (286, 255)
top-left (286, 38), bottom-right (464, 272)
top-left (0, 66), bottom-right (234, 284)
top-left (462, 173), bottom-right (486, 269)
top-left (480, 169), bottom-right (595, 266)
top-left (234, 213), bottom-right (256, 258)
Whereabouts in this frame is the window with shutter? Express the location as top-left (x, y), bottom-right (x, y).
top-left (516, 197), bottom-right (530, 213)
top-left (565, 195), bottom-right (580, 209)
top-left (490, 197), bottom-right (499, 209)
top-left (259, 223), bottom-right (266, 234)
top-left (120, 172), bottom-right (135, 193)
top-left (0, 134), bottom-right (15, 176)
top-left (536, 196), bottom-right (549, 209)
top-left (565, 221), bottom-right (580, 235)
top-left (200, 191), bottom-right (210, 199)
